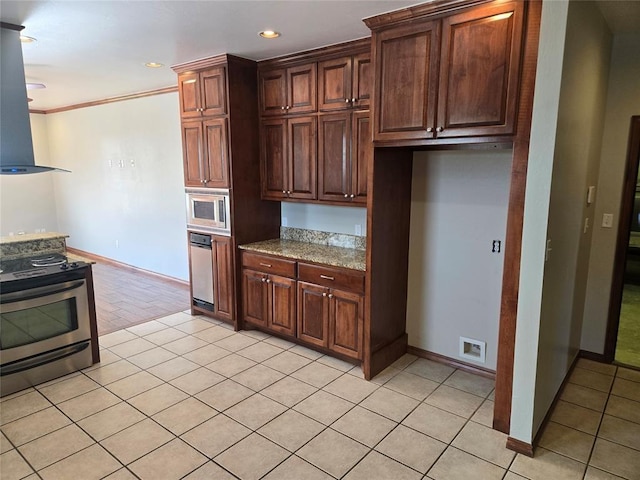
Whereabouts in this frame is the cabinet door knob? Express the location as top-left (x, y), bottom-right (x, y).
top-left (282, 190), bottom-right (286, 194)
top-left (351, 98), bottom-right (356, 103)
top-left (350, 194), bottom-right (355, 198)
top-left (281, 106), bottom-right (286, 110)
top-left (436, 126), bottom-right (444, 132)
top-left (322, 292), bottom-right (327, 297)
top-left (266, 279), bottom-right (271, 284)
top-left (285, 105), bottom-right (290, 110)
top-left (287, 190), bottom-right (291, 195)
top-left (344, 193), bottom-right (349, 198)
top-left (261, 277), bottom-right (266, 282)
top-left (426, 127), bottom-right (433, 133)
top-left (328, 293), bottom-right (334, 298)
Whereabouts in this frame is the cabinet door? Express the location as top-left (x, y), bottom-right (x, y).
top-left (318, 113), bottom-right (350, 202)
top-left (202, 118), bottom-right (229, 188)
top-left (437, 1), bottom-right (524, 138)
top-left (288, 116), bottom-right (317, 200)
top-left (178, 73), bottom-right (201, 119)
top-left (329, 289), bottom-right (363, 360)
top-left (352, 53), bottom-right (372, 109)
top-left (268, 275), bottom-right (296, 336)
top-left (181, 121), bottom-right (204, 187)
top-left (287, 63), bottom-right (317, 114)
top-left (259, 69), bottom-right (287, 116)
top-left (374, 20), bottom-right (440, 141)
top-left (297, 282), bottom-right (329, 348)
top-left (261, 118), bottom-right (287, 200)
top-left (213, 236), bottom-right (234, 322)
top-left (318, 57), bottom-right (352, 111)
top-left (351, 111), bottom-right (370, 204)
top-left (242, 269), bottom-right (268, 327)
top-left (200, 67), bottom-right (228, 117)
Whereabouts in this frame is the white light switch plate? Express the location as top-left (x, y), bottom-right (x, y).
top-left (602, 213), bottom-right (614, 228)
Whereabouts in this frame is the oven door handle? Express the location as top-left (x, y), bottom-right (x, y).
top-left (0, 280), bottom-right (85, 305)
top-left (0, 341), bottom-right (90, 376)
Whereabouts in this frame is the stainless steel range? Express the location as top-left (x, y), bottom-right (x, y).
top-left (0, 253), bottom-right (94, 396)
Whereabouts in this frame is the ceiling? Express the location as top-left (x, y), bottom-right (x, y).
top-left (1, 1), bottom-right (639, 112)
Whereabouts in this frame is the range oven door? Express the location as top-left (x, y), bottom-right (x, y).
top-left (0, 270), bottom-right (93, 396)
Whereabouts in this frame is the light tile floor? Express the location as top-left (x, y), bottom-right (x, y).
top-left (1, 312), bottom-right (639, 480)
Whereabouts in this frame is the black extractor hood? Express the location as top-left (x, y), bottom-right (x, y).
top-left (0, 22), bottom-right (68, 174)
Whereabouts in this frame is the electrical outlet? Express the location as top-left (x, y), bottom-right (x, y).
top-left (602, 213), bottom-right (614, 228)
top-left (492, 240), bottom-right (501, 253)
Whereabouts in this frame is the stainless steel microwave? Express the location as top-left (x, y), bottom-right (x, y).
top-left (185, 188), bottom-right (231, 236)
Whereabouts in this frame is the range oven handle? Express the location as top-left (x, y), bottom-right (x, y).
top-left (0, 341), bottom-right (90, 376)
top-left (0, 280), bottom-right (85, 305)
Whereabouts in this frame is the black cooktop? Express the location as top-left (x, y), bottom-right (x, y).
top-left (0, 253), bottom-right (88, 282)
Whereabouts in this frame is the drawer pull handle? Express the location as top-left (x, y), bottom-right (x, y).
top-left (260, 263), bottom-right (272, 268)
top-left (320, 275), bottom-right (335, 281)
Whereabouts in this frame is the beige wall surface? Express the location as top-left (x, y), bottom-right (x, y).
top-left (581, 32), bottom-right (640, 353)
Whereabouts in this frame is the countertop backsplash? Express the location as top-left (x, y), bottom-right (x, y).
top-left (0, 232), bottom-right (68, 259)
top-left (280, 227), bottom-right (366, 251)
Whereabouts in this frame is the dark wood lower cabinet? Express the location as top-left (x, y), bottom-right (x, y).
top-left (213, 236), bottom-right (234, 322)
top-left (297, 281), bottom-right (330, 348)
top-left (329, 289), bottom-right (363, 359)
top-left (242, 268), bottom-right (296, 336)
top-left (242, 269), bottom-right (268, 327)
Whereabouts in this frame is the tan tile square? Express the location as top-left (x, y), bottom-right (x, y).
top-left (291, 362), bottom-right (344, 388)
top-left (332, 406), bottom-right (396, 447)
top-left (147, 356), bottom-right (200, 381)
top-left (157, 311), bottom-right (193, 326)
top-left (39, 444), bottom-right (121, 480)
top-left (344, 450), bottom-right (422, 480)
top-left (225, 394), bottom-right (287, 430)
top-left (369, 366), bottom-right (402, 385)
top-left (100, 418), bottom-right (173, 465)
top-left (57, 387), bottom-right (120, 421)
top-left (430, 447), bottom-right (505, 480)
top-left (241, 329), bottom-right (272, 340)
top-left (261, 376), bottom-right (318, 407)
top-left (425, 385), bottom-right (484, 418)
top-left (289, 344), bottom-right (324, 359)
top-left (316, 355), bottom-right (355, 372)
top-left (127, 383), bottom-right (188, 416)
top-left (109, 337), bottom-right (156, 358)
top-left (18, 424), bottom-right (94, 470)
top-left (174, 318), bottom-right (216, 334)
top-left (598, 414), bottom-right (640, 450)
top-left (605, 395), bottom-right (640, 424)
top-left (237, 342), bottom-right (283, 363)
top-left (404, 358), bottom-right (455, 383)
top-left (294, 390), bottom-right (355, 425)
top-left (183, 461), bottom-right (237, 479)
top-left (391, 353), bottom-right (418, 370)
top-left (2, 407), bottom-right (71, 446)
top-left (126, 347), bottom-right (177, 369)
top-left (169, 367), bottom-right (225, 395)
top-left (402, 403), bottom-right (466, 443)
top-left (263, 336), bottom-right (296, 349)
top-left (510, 447), bottom-right (586, 480)
top-left (0, 449), bottom-right (34, 480)
top-left (298, 429), bottom-right (369, 478)
top-left (192, 325), bottom-right (236, 343)
top-left (162, 335), bottom-right (209, 355)
top-left (384, 372), bottom-right (439, 401)
top-left (105, 371), bottom-right (163, 399)
top-left (126, 320), bottom-right (168, 336)
top-left (38, 374), bottom-right (100, 404)
top-left (182, 344), bottom-right (230, 365)
top-left (561, 383), bottom-right (609, 411)
top-left (537, 421), bottom-right (595, 463)
top-left (590, 438), bottom-right (640, 479)
top-left (94, 349), bottom-right (121, 366)
top-left (617, 367), bottom-right (640, 383)
top-left (195, 379), bottom-right (253, 411)
top-left (360, 386), bottom-right (419, 422)
top-left (576, 358), bottom-right (617, 376)
top-left (77, 402), bottom-right (146, 441)
top-left (376, 424), bottom-right (445, 473)
top-left (99, 329), bottom-right (138, 348)
top-left (182, 415), bottom-right (250, 458)
top-left (129, 438), bottom-right (207, 479)
top-left (323, 373), bottom-right (378, 403)
top-left (612, 377), bottom-right (640, 402)
top-left (569, 367), bottom-right (614, 393)
top-left (584, 466), bottom-right (627, 479)
top-left (471, 399), bottom-right (494, 427)
top-left (262, 455), bottom-right (333, 480)
top-left (214, 433), bottom-right (289, 480)
top-left (206, 353), bottom-right (256, 377)
top-left (152, 397), bottom-right (216, 435)
top-left (444, 370), bottom-right (495, 397)
top-left (143, 327), bottom-right (188, 346)
top-left (231, 364), bottom-right (285, 391)
top-left (84, 360), bottom-right (141, 386)
top-left (102, 468), bottom-right (139, 479)
top-left (0, 432), bottom-right (11, 454)
top-left (550, 400), bottom-right (602, 435)
top-left (258, 409), bottom-right (325, 451)
top-left (504, 473), bottom-right (529, 480)
top-left (452, 421), bottom-right (515, 468)
top-left (263, 350), bottom-right (312, 375)
top-left (214, 333), bottom-right (258, 352)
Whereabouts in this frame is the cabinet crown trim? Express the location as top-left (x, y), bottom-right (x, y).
top-left (258, 37), bottom-right (370, 69)
top-left (172, 54), bottom-right (256, 74)
top-left (363, 0), bottom-right (493, 29)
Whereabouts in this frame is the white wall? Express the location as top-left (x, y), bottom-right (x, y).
top-left (0, 114), bottom-right (58, 235)
top-left (406, 150), bottom-right (512, 370)
top-left (45, 93), bottom-right (188, 280)
top-left (582, 32), bottom-right (640, 353)
top-left (281, 203), bottom-right (366, 236)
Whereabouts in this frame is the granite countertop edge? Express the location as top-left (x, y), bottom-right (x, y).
top-left (0, 232), bottom-right (69, 245)
top-left (239, 239), bottom-right (366, 272)
top-left (66, 252), bottom-right (97, 265)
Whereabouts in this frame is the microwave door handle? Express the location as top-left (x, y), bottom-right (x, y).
top-left (0, 280), bottom-right (85, 305)
top-left (218, 199), bottom-right (226, 224)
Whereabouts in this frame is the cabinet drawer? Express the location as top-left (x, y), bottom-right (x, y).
top-left (242, 252), bottom-right (296, 277)
top-left (298, 263), bottom-right (364, 294)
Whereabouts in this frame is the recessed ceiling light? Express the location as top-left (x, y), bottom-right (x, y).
top-left (145, 62), bottom-right (164, 68)
top-left (26, 83), bottom-right (46, 90)
top-left (259, 30), bottom-right (280, 39)
top-left (20, 35), bottom-right (36, 43)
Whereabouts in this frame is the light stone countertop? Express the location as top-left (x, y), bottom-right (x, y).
top-left (239, 239), bottom-right (366, 271)
top-left (66, 252), bottom-right (96, 265)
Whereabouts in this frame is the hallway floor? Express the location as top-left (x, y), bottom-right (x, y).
top-left (1, 313), bottom-right (639, 480)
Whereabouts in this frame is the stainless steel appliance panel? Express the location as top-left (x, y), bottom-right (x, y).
top-left (190, 233), bottom-right (214, 310)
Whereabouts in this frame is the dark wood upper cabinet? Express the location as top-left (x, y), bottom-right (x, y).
top-left (370, 0), bottom-right (525, 143)
top-left (350, 110), bottom-right (370, 204)
top-left (261, 118), bottom-right (287, 200)
top-left (259, 69), bottom-right (287, 116)
top-left (318, 53), bottom-right (371, 111)
top-left (318, 112), bottom-right (350, 202)
top-left (352, 53), bottom-right (372, 109)
top-left (182, 118), bottom-right (229, 188)
top-left (178, 66), bottom-right (227, 119)
top-left (259, 63), bottom-right (317, 116)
